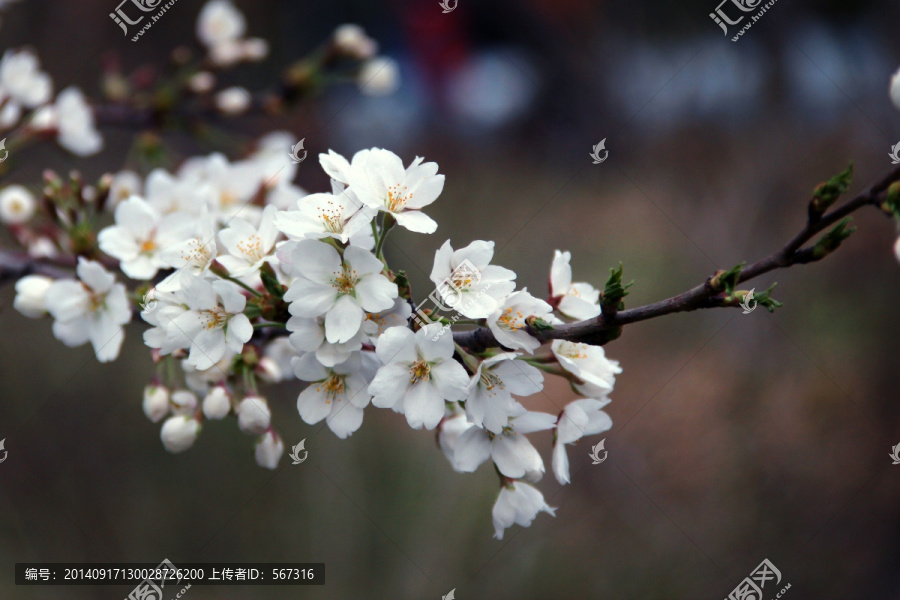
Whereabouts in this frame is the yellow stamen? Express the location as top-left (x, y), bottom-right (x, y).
top-left (409, 359), bottom-right (431, 384)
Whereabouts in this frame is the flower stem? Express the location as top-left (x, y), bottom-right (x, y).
top-left (375, 214), bottom-right (396, 260)
top-left (217, 273), bottom-right (262, 297)
top-left (253, 321), bottom-right (286, 329)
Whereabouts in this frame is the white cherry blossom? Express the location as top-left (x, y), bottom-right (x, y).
top-left (466, 353), bottom-right (543, 434)
top-left (157, 206), bottom-right (218, 291)
top-left (438, 409), bottom-right (473, 468)
top-left (486, 289), bottom-right (553, 353)
top-left (292, 352), bottom-right (372, 438)
top-left (162, 275), bottom-right (253, 370)
top-left (287, 315), bottom-right (364, 368)
top-left (0, 48), bottom-right (52, 127)
top-left (281, 239), bottom-right (397, 343)
top-left (0, 185), bottom-right (36, 224)
top-left (551, 340), bottom-right (621, 395)
top-left (429, 240), bottom-right (517, 318)
top-left (360, 297), bottom-right (411, 342)
top-left (549, 250), bottom-right (601, 320)
top-left (197, 0), bottom-right (245, 61)
top-left (552, 398), bottom-right (612, 485)
top-left (274, 186), bottom-right (374, 245)
top-left (35, 87), bottom-right (103, 156)
top-left (344, 148), bottom-right (444, 233)
top-left (453, 404), bottom-right (556, 480)
top-left (217, 205), bottom-right (279, 277)
top-left (98, 196), bottom-right (193, 280)
top-left (143, 168), bottom-right (212, 216)
top-left (368, 323), bottom-right (469, 430)
top-left (492, 481), bottom-right (555, 540)
top-left (44, 258), bottom-right (131, 362)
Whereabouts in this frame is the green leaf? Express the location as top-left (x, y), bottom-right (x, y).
top-left (525, 316), bottom-right (555, 332)
top-left (810, 162), bottom-right (853, 217)
top-left (710, 263), bottom-right (745, 296)
top-left (883, 181), bottom-right (900, 221)
top-left (243, 304), bottom-right (262, 319)
top-left (754, 283), bottom-right (784, 313)
top-left (812, 217), bottom-right (856, 259)
top-left (259, 263), bottom-right (284, 299)
top-left (601, 263), bottom-right (634, 308)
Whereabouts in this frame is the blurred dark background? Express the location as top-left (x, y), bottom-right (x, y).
top-left (2, 0), bottom-right (900, 598)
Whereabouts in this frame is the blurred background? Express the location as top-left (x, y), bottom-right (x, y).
top-left (2, 0), bottom-right (900, 598)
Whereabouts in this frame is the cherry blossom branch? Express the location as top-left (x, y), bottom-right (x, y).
top-left (454, 164), bottom-right (900, 352)
top-left (0, 249), bottom-right (81, 285)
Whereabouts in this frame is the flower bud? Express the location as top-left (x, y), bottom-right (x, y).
top-left (241, 38), bottom-right (269, 61)
top-left (237, 396), bottom-right (271, 434)
top-left (256, 356), bottom-right (282, 383)
top-left (202, 386), bottom-right (231, 420)
top-left (333, 24), bottom-right (377, 60)
top-left (160, 416), bottom-right (201, 453)
top-left (255, 431), bottom-right (284, 470)
top-left (215, 87), bottom-right (251, 115)
top-left (28, 237), bottom-right (59, 259)
top-left (438, 412), bottom-right (472, 467)
top-left (358, 57), bottom-right (399, 96)
top-left (188, 71), bottom-right (216, 94)
top-left (891, 66), bottom-right (900, 111)
top-left (0, 185), bottom-right (37, 224)
top-left (142, 385), bottom-right (170, 423)
top-left (13, 275), bottom-right (53, 318)
top-left (171, 390), bottom-right (198, 416)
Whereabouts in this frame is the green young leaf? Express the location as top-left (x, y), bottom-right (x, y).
top-left (754, 283), bottom-right (783, 313)
top-left (601, 263), bottom-right (634, 308)
top-left (883, 181), bottom-right (900, 221)
top-left (259, 262), bottom-right (284, 299)
top-left (710, 263), bottom-right (745, 296)
top-left (525, 316), bottom-right (555, 332)
top-left (810, 162), bottom-right (853, 218)
top-left (243, 303), bottom-right (263, 320)
top-left (393, 269), bottom-right (412, 300)
top-left (812, 217), bottom-right (856, 259)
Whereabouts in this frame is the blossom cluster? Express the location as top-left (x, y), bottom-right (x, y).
top-left (1, 0), bottom-right (617, 539)
top-left (10, 140), bottom-right (619, 538)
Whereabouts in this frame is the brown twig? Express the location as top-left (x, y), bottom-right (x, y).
top-left (453, 164), bottom-right (900, 352)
